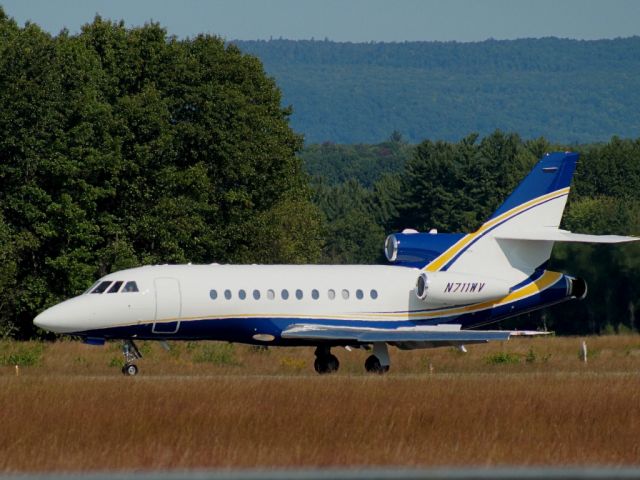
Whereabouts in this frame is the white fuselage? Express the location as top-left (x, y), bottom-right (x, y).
top-left (35, 264), bottom-right (428, 335)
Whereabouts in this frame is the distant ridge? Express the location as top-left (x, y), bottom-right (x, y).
top-left (233, 38), bottom-right (640, 144)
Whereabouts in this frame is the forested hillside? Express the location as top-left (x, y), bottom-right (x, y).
top-left (234, 38), bottom-right (640, 144)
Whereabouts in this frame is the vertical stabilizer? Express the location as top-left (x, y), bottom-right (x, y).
top-left (426, 152), bottom-right (578, 283)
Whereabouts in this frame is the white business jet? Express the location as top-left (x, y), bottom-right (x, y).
top-left (34, 152), bottom-right (637, 375)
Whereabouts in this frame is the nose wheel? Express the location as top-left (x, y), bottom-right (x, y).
top-left (121, 340), bottom-right (142, 376)
top-left (122, 363), bottom-right (138, 376)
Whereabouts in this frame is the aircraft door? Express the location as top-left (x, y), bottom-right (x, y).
top-left (152, 278), bottom-right (182, 334)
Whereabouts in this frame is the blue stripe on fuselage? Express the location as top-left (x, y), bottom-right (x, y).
top-left (74, 274), bottom-right (571, 345)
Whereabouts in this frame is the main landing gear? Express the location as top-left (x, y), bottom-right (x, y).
top-left (364, 342), bottom-right (390, 374)
top-left (121, 339), bottom-right (142, 376)
top-left (313, 343), bottom-right (391, 375)
top-left (314, 345), bottom-right (340, 374)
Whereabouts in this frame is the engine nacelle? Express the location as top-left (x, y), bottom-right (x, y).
top-left (415, 271), bottom-right (512, 306)
top-left (385, 232), bottom-right (465, 265)
top-left (566, 276), bottom-right (588, 300)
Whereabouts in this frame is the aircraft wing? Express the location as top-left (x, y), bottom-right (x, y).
top-left (495, 229), bottom-right (638, 243)
top-left (281, 323), bottom-right (511, 344)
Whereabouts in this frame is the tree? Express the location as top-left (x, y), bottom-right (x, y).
top-left (0, 11), bottom-right (320, 337)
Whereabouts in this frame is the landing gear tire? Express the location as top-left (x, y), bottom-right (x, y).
top-left (314, 354), bottom-right (340, 374)
top-left (122, 363), bottom-right (138, 376)
top-left (365, 355), bottom-right (389, 374)
top-left (121, 340), bottom-right (143, 376)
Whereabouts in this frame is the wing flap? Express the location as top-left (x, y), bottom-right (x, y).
top-left (282, 324), bottom-right (511, 343)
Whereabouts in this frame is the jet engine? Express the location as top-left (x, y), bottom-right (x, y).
top-left (566, 276), bottom-right (588, 300)
top-left (385, 232), bottom-right (465, 265)
top-left (414, 271), bottom-right (512, 306)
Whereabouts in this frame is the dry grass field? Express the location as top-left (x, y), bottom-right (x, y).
top-left (1, 335), bottom-right (640, 472)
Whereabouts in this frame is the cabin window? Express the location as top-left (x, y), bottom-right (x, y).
top-left (311, 289), bottom-right (319, 300)
top-left (253, 289), bottom-right (261, 300)
top-left (267, 289), bottom-right (275, 300)
top-left (91, 281), bottom-right (112, 294)
top-left (224, 289), bottom-right (232, 300)
top-left (341, 289), bottom-right (349, 300)
top-left (328, 289), bottom-right (336, 300)
top-left (356, 289), bottom-right (364, 300)
top-left (210, 289), bottom-right (218, 300)
top-left (370, 289), bottom-right (378, 299)
top-left (239, 289), bottom-right (247, 300)
top-left (295, 289), bottom-right (303, 300)
top-left (281, 289), bottom-right (289, 300)
top-left (122, 281), bottom-right (139, 293)
top-left (107, 281), bottom-right (123, 293)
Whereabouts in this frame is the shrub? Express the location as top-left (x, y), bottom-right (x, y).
top-left (193, 343), bottom-right (238, 366)
top-left (108, 357), bottom-right (123, 368)
top-left (485, 352), bottom-right (520, 365)
top-left (525, 348), bottom-right (537, 363)
top-left (0, 343), bottom-right (44, 366)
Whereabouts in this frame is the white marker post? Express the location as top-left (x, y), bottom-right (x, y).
top-left (581, 340), bottom-right (588, 364)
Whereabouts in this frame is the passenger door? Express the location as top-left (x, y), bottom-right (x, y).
top-left (152, 278), bottom-right (182, 334)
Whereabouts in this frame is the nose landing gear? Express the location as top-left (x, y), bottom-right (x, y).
top-left (121, 340), bottom-right (142, 376)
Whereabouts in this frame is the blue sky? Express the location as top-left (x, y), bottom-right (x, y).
top-left (1, 0), bottom-right (639, 41)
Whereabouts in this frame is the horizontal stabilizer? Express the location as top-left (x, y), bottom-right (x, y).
top-left (495, 229), bottom-right (638, 243)
top-left (282, 324), bottom-right (511, 343)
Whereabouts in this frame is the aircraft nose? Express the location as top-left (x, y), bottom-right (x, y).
top-left (33, 307), bottom-right (59, 331)
top-left (33, 302), bottom-right (78, 333)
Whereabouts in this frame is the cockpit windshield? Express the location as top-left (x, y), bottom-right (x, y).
top-left (122, 281), bottom-right (139, 292)
top-left (91, 281), bottom-right (112, 294)
top-left (107, 281), bottom-right (123, 293)
top-left (89, 280), bottom-right (139, 294)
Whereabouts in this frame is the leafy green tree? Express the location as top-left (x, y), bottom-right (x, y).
top-left (0, 213), bottom-right (17, 338)
top-left (0, 11), bottom-right (320, 337)
top-left (395, 131), bottom-right (535, 233)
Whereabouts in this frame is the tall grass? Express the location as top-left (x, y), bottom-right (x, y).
top-left (0, 335), bottom-right (639, 471)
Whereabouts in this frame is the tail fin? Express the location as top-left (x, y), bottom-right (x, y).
top-left (488, 151), bottom-right (578, 225)
top-left (427, 152), bottom-right (578, 281)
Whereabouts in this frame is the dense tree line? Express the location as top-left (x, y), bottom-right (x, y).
top-left (301, 132), bottom-right (411, 187)
top-left (0, 11), bottom-right (322, 338)
top-left (234, 38), bottom-right (640, 144)
top-left (310, 132), bottom-right (640, 334)
top-left (1, 10), bottom-right (638, 338)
